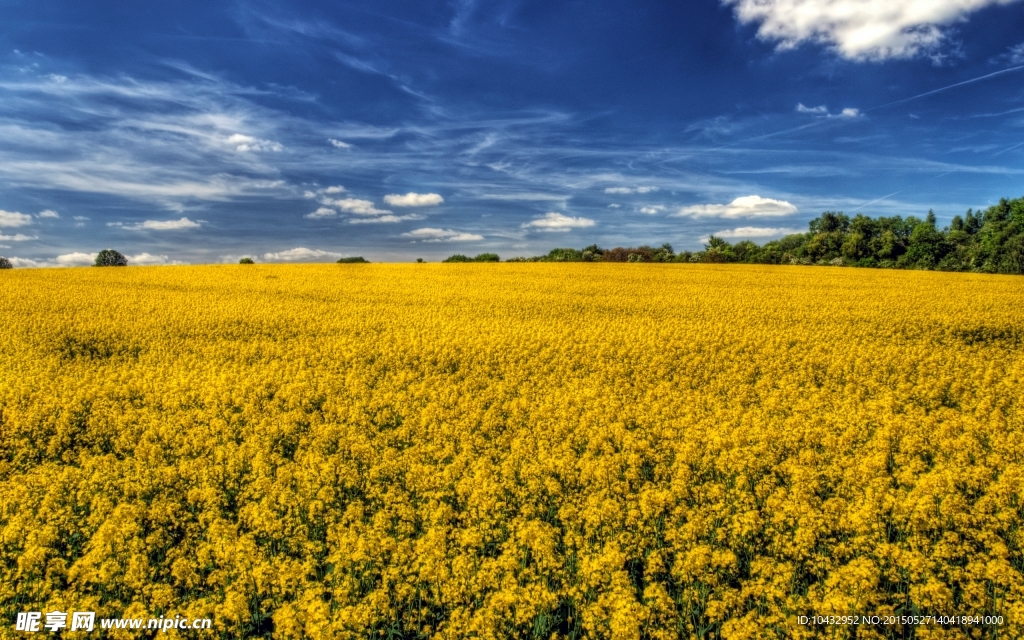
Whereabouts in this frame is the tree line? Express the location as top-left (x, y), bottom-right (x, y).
top-left (468, 196), bottom-right (1023, 274)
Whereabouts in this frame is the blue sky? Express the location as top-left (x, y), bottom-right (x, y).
top-left (1, 0), bottom-right (1023, 264)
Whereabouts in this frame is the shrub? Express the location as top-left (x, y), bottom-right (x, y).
top-left (239, 257), bottom-right (255, 264)
top-left (336, 257), bottom-right (369, 263)
top-left (474, 253), bottom-right (500, 262)
top-left (94, 249), bottom-right (128, 267)
top-left (443, 254), bottom-right (472, 263)
top-left (0, 257), bottom-right (12, 269)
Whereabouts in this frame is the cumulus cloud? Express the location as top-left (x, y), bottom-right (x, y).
top-left (522, 212), bottom-right (597, 231)
top-left (54, 252), bottom-right (97, 266)
top-left (263, 247), bottom-right (343, 261)
top-left (329, 138), bottom-right (352, 149)
top-left (305, 207), bottom-right (338, 219)
top-left (723, 0), bottom-right (1019, 60)
top-left (323, 185), bottom-right (347, 194)
top-left (226, 133), bottom-right (283, 152)
top-left (322, 198), bottom-right (391, 215)
top-left (639, 205), bottom-right (666, 214)
top-left (604, 186), bottom-right (659, 194)
top-left (400, 228), bottom-right (484, 242)
top-left (384, 192), bottom-right (445, 207)
top-left (37, 209), bottom-right (60, 218)
top-left (128, 253), bottom-right (183, 265)
top-left (707, 226), bottom-right (805, 239)
top-left (674, 196), bottom-right (798, 219)
top-left (0, 210), bottom-right (33, 227)
top-left (110, 217), bottom-right (202, 231)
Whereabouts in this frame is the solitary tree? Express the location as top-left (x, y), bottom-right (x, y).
top-left (239, 257), bottom-right (255, 264)
top-left (0, 257), bottom-right (12, 269)
top-left (94, 249), bottom-right (128, 267)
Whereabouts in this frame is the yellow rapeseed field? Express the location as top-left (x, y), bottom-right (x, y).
top-left (1, 264), bottom-right (1022, 639)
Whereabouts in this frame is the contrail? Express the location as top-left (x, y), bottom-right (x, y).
top-left (868, 64), bottom-right (1024, 112)
top-left (850, 191), bottom-right (901, 212)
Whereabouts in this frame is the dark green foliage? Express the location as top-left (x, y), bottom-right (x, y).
top-left (520, 195), bottom-right (1024, 275)
top-left (0, 257), bottom-right (11, 269)
top-left (336, 257), bottom-right (369, 263)
top-left (474, 253), bottom-right (500, 262)
top-left (94, 249), bottom-right (128, 267)
top-left (239, 257), bottom-right (255, 264)
top-left (443, 254), bottom-right (472, 263)
top-left (416, 258), bottom-right (424, 263)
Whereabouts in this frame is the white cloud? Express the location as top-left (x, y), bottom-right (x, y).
top-left (73, 216), bottom-right (89, 221)
top-left (54, 252), bottom-right (96, 266)
top-left (384, 192), bottom-right (445, 207)
top-left (639, 205), bottom-right (666, 214)
top-left (37, 209), bottom-right (60, 218)
top-left (322, 198), bottom-right (391, 215)
top-left (608, 204), bottom-right (622, 209)
top-left (1008, 42), bottom-right (1024, 64)
top-left (111, 217), bottom-right (202, 231)
top-left (0, 210), bottom-right (33, 227)
top-left (708, 226), bottom-right (805, 239)
top-left (263, 247), bottom-right (343, 261)
top-left (523, 212), bottom-right (596, 231)
top-left (798, 103), bottom-right (862, 118)
top-left (478, 193), bottom-right (569, 202)
top-left (128, 253), bottom-right (183, 265)
top-left (7, 256), bottom-right (47, 268)
top-left (0, 234), bottom-right (37, 241)
top-left (724, 0), bottom-right (1020, 60)
top-left (323, 185), bottom-right (347, 194)
top-left (400, 228), bottom-right (484, 242)
top-left (329, 138), bottom-right (352, 149)
top-left (305, 207), bottom-right (338, 219)
top-left (604, 186), bottom-right (659, 194)
top-left (226, 133), bottom-right (283, 152)
top-left (797, 103), bottom-right (828, 114)
top-left (674, 195), bottom-right (798, 219)
top-left (348, 214), bottom-right (425, 224)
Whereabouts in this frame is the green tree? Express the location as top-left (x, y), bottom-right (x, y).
top-left (474, 253), bottom-right (500, 262)
top-left (94, 249), bottom-right (128, 267)
top-left (239, 257), bottom-right (255, 264)
top-left (443, 254), bottom-right (472, 263)
top-left (0, 257), bottom-right (12, 269)
top-left (336, 257), bottom-right (369, 263)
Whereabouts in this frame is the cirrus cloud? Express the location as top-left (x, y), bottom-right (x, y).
top-left (400, 228), bottom-right (483, 242)
top-left (674, 195), bottom-right (798, 219)
top-left (384, 192), bottom-right (444, 207)
top-left (109, 217), bottom-right (202, 231)
top-left (522, 212), bottom-right (596, 231)
top-left (723, 0), bottom-right (1021, 61)
top-left (706, 226), bottom-right (805, 239)
top-left (604, 186), bottom-right (659, 195)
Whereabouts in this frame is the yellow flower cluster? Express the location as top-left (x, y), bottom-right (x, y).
top-left (1, 264), bottom-right (1022, 639)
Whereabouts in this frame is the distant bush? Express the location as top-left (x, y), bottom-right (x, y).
top-left (94, 250), bottom-right (128, 267)
top-left (416, 258), bottom-right (424, 263)
top-left (336, 257), bottom-right (369, 263)
top-left (443, 254), bottom-right (472, 263)
top-left (0, 257), bottom-right (12, 269)
top-left (239, 257), bottom-right (255, 264)
top-left (474, 253), bottom-right (500, 262)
